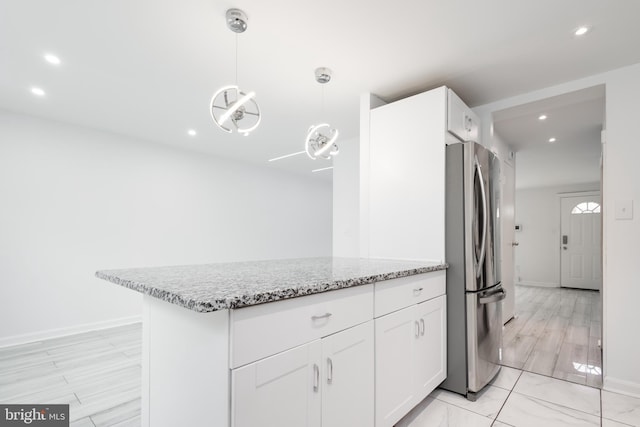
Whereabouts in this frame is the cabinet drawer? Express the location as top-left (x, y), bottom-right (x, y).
top-left (374, 271), bottom-right (445, 318)
top-left (230, 284), bottom-right (373, 368)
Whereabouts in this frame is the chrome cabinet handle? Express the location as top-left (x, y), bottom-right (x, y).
top-left (414, 321), bottom-right (420, 338)
top-left (327, 358), bottom-right (333, 384)
top-left (413, 287), bottom-right (424, 295)
top-left (311, 313), bottom-right (332, 321)
top-left (420, 318), bottom-right (425, 336)
top-left (313, 363), bottom-right (319, 392)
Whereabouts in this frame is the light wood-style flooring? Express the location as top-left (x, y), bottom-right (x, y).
top-left (0, 323), bottom-right (142, 427)
top-left (0, 286), bottom-right (602, 426)
top-left (502, 284), bottom-right (602, 388)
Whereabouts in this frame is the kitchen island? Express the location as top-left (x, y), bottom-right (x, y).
top-left (96, 257), bottom-right (447, 427)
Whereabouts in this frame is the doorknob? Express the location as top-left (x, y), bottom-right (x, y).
top-left (563, 246), bottom-right (568, 250)
top-left (512, 242), bottom-right (519, 246)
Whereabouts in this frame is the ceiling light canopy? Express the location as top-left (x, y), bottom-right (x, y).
top-left (305, 67), bottom-right (339, 160)
top-left (210, 9), bottom-right (261, 136)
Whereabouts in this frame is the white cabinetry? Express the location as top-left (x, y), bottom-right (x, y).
top-left (369, 87), bottom-right (447, 263)
top-left (375, 305), bottom-right (419, 426)
top-left (368, 86), bottom-right (480, 263)
top-left (232, 340), bottom-right (322, 427)
top-left (374, 274), bottom-right (447, 427)
top-left (321, 322), bottom-right (374, 427)
top-left (232, 321), bottom-right (374, 427)
top-left (414, 296), bottom-right (447, 398)
top-left (447, 88), bottom-right (480, 143)
top-left (142, 271), bottom-right (445, 427)
top-left (230, 285), bottom-right (374, 427)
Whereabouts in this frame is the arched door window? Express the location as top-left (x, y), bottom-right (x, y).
top-left (571, 202), bottom-right (601, 214)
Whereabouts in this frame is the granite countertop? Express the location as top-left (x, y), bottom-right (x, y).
top-left (95, 257), bottom-right (447, 313)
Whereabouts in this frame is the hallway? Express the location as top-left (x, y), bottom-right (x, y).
top-left (502, 284), bottom-right (602, 387)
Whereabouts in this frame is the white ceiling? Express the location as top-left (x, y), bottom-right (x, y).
top-left (494, 85), bottom-right (604, 189)
top-left (1, 1), bottom-right (639, 180)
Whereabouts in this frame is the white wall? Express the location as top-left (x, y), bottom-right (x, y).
top-left (0, 111), bottom-right (332, 346)
top-left (602, 64), bottom-right (640, 397)
top-left (332, 136), bottom-right (359, 257)
top-left (514, 183), bottom-right (599, 288)
top-left (474, 61), bottom-right (640, 397)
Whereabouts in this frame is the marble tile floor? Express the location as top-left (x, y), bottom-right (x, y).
top-left (397, 367), bottom-right (640, 427)
top-left (502, 285), bottom-right (603, 388)
top-left (0, 323), bottom-right (142, 426)
top-left (3, 319), bottom-right (639, 427)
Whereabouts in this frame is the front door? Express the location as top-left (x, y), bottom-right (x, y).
top-left (560, 193), bottom-right (602, 290)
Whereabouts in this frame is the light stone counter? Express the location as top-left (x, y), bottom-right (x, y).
top-left (96, 257), bottom-right (447, 312)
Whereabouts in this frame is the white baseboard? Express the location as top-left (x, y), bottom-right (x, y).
top-left (603, 376), bottom-right (640, 398)
top-left (516, 281), bottom-right (560, 288)
top-left (0, 315), bottom-right (142, 349)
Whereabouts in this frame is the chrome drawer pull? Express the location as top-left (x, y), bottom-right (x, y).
top-left (327, 358), bottom-right (333, 384)
top-left (415, 321), bottom-right (420, 338)
top-left (311, 313), bottom-right (333, 321)
top-left (420, 318), bottom-right (425, 336)
top-left (413, 287), bottom-right (424, 295)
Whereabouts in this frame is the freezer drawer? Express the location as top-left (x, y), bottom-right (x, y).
top-left (466, 286), bottom-right (505, 393)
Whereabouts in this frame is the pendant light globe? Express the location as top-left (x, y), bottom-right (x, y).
top-left (211, 9), bottom-right (261, 136)
top-left (305, 67), bottom-right (339, 160)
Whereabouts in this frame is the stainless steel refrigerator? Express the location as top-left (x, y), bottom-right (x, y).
top-left (440, 141), bottom-right (505, 400)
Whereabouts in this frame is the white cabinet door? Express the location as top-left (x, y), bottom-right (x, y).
top-left (447, 89), bottom-right (468, 141)
top-left (232, 340), bottom-right (322, 427)
top-left (375, 306), bottom-right (418, 427)
top-left (414, 296), bottom-right (447, 400)
top-left (447, 89), bottom-right (480, 143)
top-left (321, 321), bottom-right (374, 427)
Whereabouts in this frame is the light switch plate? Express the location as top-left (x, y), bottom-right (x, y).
top-left (615, 200), bottom-right (633, 220)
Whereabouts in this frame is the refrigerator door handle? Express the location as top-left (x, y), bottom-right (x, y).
top-left (474, 155), bottom-right (488, 278)
top-left (479, 288), bottom-right (506, 305)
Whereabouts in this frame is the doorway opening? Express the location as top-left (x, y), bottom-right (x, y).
top-left (492, 84), bottom-right (605, 388)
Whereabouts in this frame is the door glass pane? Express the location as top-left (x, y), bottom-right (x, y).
top-left (571, 201), bottom-right (601, 215)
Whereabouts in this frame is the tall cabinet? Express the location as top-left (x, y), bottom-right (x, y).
top-left (368, 86), bottom-right (481, 426)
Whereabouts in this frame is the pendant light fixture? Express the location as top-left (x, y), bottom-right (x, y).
top-left (210, 9), bottom-right (261, 136)
top-left (305, 67), bottom-right (339, 160)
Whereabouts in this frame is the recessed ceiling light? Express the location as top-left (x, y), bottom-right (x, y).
top-left (44, 53), bottom-right (61, 65)
top-left (574, 26), bottom-right (590, 36)
top-left (268, 151), bottom-right (305, 162)
top-left (312, 166), bottom-right (334, 173)
top-left (30, 87), bottom-right (45, 97)
top-left (548, 137), bottom-right (557, 143)
top-left (538, 114), bottom-right (547, 121)
top-left (187, 129), bottom-right (197, 136)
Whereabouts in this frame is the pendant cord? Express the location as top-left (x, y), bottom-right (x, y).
top-left (235, 33), bottom-right (238, 86)
top-left (321, 84), bottom-right (325, 119)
